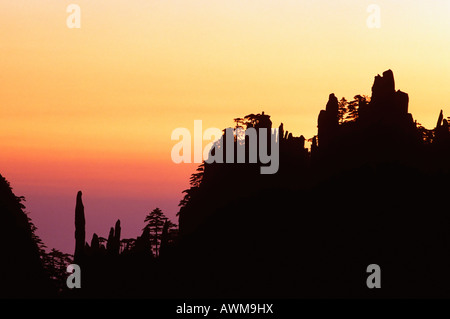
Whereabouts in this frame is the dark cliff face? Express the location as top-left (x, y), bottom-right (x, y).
top-left (0, 174), bottom-right (53, 297)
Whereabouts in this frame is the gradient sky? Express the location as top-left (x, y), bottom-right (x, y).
top-left (1, 0), bottom-right (449, 254)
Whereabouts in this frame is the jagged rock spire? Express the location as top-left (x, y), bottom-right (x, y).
top-left (90, 233), bottom-right (100, 253)
top-left (436, 110), bottom-right (444, 129)
top-left (325, 93), bottom-right (339, 118)
top-left (114, 219), bottom-right (121, 254)
top-left (106, 219), bottom-right (121, 255)
top-left (74, 191), bottom-right (85, 262)
top-left (318, 93), bottom-right (339, 149)
top-left (370, 69), bottom-right (409, 116)
top-left (371, 69), bottom-right (395, 102)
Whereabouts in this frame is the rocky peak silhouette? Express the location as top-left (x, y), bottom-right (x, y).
top-left (2, 69), bottom-right (449, 298)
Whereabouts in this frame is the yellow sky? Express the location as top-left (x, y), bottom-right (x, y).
top-left (0, 0), bottom-right (449, 252)
top-left (1, 1), bottom-right (449, 155)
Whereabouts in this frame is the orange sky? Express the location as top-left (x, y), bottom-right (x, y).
top-left (1, 0), bottom-right (449, 253)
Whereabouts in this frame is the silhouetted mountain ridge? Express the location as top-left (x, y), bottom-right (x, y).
top-left (2, 69), bottom-right (450, 298)
top-left (0, 174), bottom-right (54, 298)
top-left (175, 70), bottom-right (450, 298)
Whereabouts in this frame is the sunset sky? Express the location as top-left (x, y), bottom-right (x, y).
top-left (1, 0), bottom-right (449, 253)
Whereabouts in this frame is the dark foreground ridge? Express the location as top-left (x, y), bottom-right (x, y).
top-left (0, 174), bottom-right (54, 298)
top-left (1, 70), bottom-right (450, 298)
